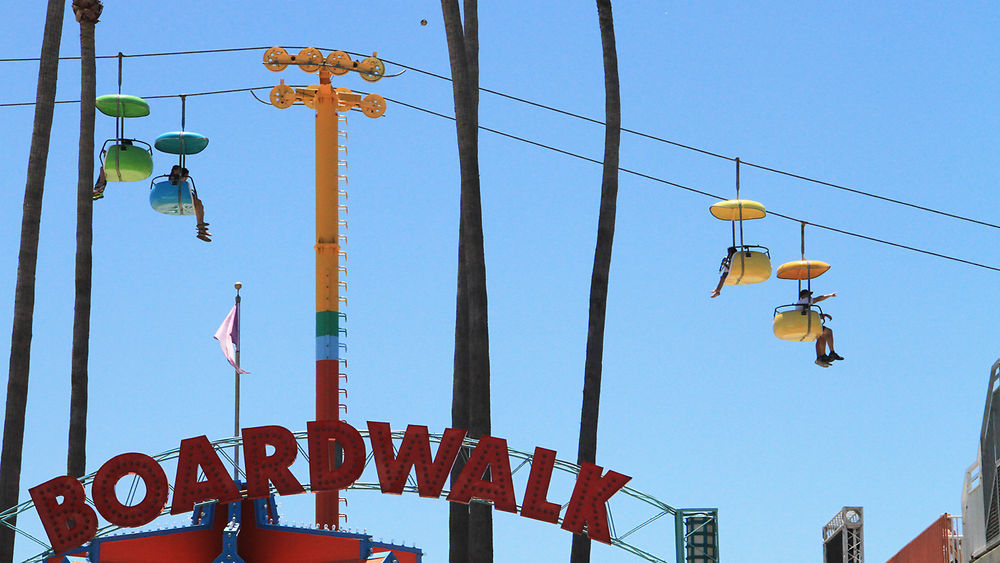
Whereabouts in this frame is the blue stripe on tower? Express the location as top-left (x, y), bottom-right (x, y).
top-left (316, 335), bottom-right (340, 362)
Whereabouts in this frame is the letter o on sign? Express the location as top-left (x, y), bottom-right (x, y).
top-left (92, 453), bottom-right (169, 527)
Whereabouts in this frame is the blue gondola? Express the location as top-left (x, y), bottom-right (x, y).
top-left (154, 131), bottom-right (209, 155)
top-left (149, 176), bottom-right (195, 215)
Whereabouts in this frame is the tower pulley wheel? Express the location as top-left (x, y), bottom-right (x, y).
top-left (263, 46), bottom-right (289, 72)
top-left (360, 94), bottom-right (386, 118)
top-left (359, 57), bottom-right (385, 82)
top-left (325, 51), bottom-right (352, 76)
top-left (298, 47), bottom-right (324, 73)
top-left (270, 82), bottom-right (296, 109)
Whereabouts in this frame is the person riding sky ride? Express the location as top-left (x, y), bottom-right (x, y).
top-left (796, 289), bottom-right (844, 367)
top-left (710, 246), bottom-right (737, 298)
top-left (168, 164), bottom-right (212, 242)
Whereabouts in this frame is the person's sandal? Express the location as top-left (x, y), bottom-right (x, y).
top-left (196, 223), bottom-right (212, 242)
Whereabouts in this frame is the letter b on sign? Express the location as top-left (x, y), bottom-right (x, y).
top-left (29, 476), bottom-right (98, 555)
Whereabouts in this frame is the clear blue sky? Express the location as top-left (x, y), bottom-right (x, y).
top-left (2, 2), bottom-right (999, 561)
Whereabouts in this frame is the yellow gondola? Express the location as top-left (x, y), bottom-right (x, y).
top-left (710, 159), bottom-right (772, 287)
top-left (773, 223), bottom-right (831, 342)
top-left (709, 199), bottom-right (767, 221)
top-left (773, 305), bottom-right (825, 341)
top-left (723, 245), bottom-right (771, 285)
top-left (776, 260), bottom-right (830, 280)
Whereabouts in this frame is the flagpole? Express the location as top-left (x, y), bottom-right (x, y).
top-left (234, 281), bottom-right (242, 481)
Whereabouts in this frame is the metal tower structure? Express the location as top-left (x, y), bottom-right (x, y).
top-left (823, 506), bottom-right (864, 563)
top-left (978, 359), bottom-right (1000, 544)
top-left (263, 45), bottom-right (387, 529)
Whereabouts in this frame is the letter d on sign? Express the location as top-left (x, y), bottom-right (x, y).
top-left (29, 475), bottom-right (98, 555)
top-left (308, 420), bottom-right (366, 491)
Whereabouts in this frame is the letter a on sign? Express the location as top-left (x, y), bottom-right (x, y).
top-left (171, 436), bottom-right (242, 514)
top-left (242, 425), bottom-right (306, 499)
top-left (446, 435), bottom-right (517, 513)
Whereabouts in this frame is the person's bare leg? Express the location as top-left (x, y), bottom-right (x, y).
top-left (92, 167), bottom-right (107, 200)
top-left (825, 328), bottom-right (843, 360)
top-left (814, 332), bottom-right (832, 366)
top-left (193, 192), bottom-right (211, 242)
top-left (710, 272), bottom-right (727, 298)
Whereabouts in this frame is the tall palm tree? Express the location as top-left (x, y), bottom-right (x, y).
top-left (571, 1), bottom-right (621, 561)
top-left (449, 230), bottom-right (470, 563)
top-left (440, 1), bottom-right (493, 561)
top-left (0, 0), bottom-right (68, 560)
top-left (68, 0), bottom-right (102, 480)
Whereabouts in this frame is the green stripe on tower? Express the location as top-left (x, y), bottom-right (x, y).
top-left (316, 310), bottom-right (343, 337)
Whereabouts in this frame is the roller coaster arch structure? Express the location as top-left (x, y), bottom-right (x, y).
top-left (3, 430), bottom-right (718, 563)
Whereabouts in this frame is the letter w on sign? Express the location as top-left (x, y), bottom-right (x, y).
top-left (368, 422), bottom-right (467, 498)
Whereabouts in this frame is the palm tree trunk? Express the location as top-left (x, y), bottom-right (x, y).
top-left (68, 0), bottom-right (102, 480)
top-left (571, 1), bottom-right (621, 561)
top-left (449, 229), bottom-right (470, 563)
top-left (441, 1), bottom-right (492, 561)
top-left (0, 0), bottom-right (67, 560)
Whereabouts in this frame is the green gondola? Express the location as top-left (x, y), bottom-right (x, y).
top-left (96, 94), bottom-right (150, 118)
top-left (102, 140), bottom-right (153, 182)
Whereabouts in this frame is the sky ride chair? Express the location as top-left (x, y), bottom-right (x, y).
top-left (710, 158), bottom-right (772, 285)
top-left (149, 170), bottom-right (200, 216)
top-left (95, 94), bottom-right (154, 186)
top-left (149, 96), bottom-right (212, 241)
top-left (772, 223), bottom-right (831, 341)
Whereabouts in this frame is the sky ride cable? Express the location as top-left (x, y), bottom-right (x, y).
top-left (3, 46), bottom-right (1000, 229)
top-left (368, 54), bottom-right (1000, 232)
top-left (115, 52), bottom-right (122, 142)
top-left (3, 46), bottom-right (999, 229)
top-left (735, 157), bottom-right (744, 249)
top-left (179, 94), bottom-right (186, 170)
top-left (800, 222), bottom-right (808, 295)
top-left (2, 76), bottom-right (999, 273)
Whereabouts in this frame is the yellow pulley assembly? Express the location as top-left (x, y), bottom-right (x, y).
top-left (359, 56), bottom-right (386, 82)
top-left (361, 94), bottom-right (386, 118)
top-left (269, 80), bottom-right (295, 109)
top-left (325, 51), bottom-right (352, 76)
top-left (263, 46), bottom-right (288, 72)
top-left (297, 47), bottom-right (324, 73)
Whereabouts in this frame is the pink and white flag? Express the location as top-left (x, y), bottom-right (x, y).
top-left (214, 304), bottom-right (249, 374)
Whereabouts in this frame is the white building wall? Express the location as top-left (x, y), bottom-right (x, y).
top-left (965, 456), bottom-right (987, 562)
